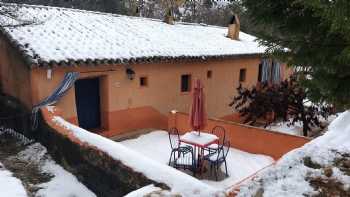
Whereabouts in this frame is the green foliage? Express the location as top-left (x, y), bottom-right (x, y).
top-left (239, 0), bottom-right (350, 109)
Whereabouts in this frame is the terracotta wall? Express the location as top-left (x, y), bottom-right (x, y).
top-left (100, 106), bottom-right (168, 137)
top-left (0, 37), bottom-right (33, 108)
top-left (30, 66), bottom-right (170, 135)
top-left (169, 112), bottom-right (310, 160)
top-left (220, 113), bottom-right (243, 123)
top-left (28, 57), bottom-right (267, 133)
top-left (30, 57), bottom-right (264, 119)
top-left (1, 42), bottom-right (290, 136)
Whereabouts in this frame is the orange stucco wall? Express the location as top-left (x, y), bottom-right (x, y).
top-left (169, 112), bottom-right (310, 160)
top-left (0, 35), bottom-right (290, 135)
top-left (29, 57), bottom-right (268, 119)
top-left (29, 65), bottom-right (170, 134)
top-left (0, 37), bottom-right (33, 108)
top-left (28, 57), bottom-right (267, 134)
top-left (100, 106), bottom-right (168, 137)
top-left (220, 112), bottom-right (243, 123)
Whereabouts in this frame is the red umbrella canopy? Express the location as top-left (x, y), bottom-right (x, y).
top-left (189, 79), bottom-right (207, 133)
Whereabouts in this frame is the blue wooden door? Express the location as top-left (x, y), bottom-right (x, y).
top-left (75, 78), bottom-right (101, 130)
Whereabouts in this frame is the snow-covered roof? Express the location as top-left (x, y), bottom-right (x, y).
top-left (0, 3), bottom-right (266, 68)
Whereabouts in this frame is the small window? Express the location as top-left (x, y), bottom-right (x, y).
top-left (139, 76), bottom-right (148, 87)
top-left (181, 74), bottom-right (191, 92)
top-left (239, 68), bottom-right (246, 82)
top-left (207, 70), bottom-right (212, 79)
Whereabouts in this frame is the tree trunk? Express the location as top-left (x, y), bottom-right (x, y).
top-left (302, 123), bottom-right (308, 137)
top-left (301, 104), bottom-right (308, 137)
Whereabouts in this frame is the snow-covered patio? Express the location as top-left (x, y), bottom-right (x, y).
top-left (120, 130), bottom-right (274, 189)
top-left (42, 107), bottom-right (309, 196)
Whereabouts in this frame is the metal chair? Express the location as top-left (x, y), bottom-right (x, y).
top-left (204, 140), bottom-right (230, 181)
top-left (204, 126), bottom-right (226, 154)
top-left (172, 146), bottom-right (197, 175)
top-left (168, 127), bottom-right (193, 166)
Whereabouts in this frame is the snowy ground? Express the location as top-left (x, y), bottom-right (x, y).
top-left (120, 130), bottom-right (274, 189)
top-left (237, 110), bottom-right (350, 197)
top-left (17, 143), bottom-right (96, 197)
top-left (0, 130), bottom-right (96, 197)
top-left (266, 121), bottom-right (304, 136)
top-left (0, 162), bottom-right (27, 197)
top-left (265, 115), bottom-right (338, 137)
top-left (125, 184), bottom-right (163, 197)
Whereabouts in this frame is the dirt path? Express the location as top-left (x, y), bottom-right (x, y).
top-left (0, 134), bottom-right (52, 197)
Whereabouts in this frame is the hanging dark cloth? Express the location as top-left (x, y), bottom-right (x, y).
top-left (272, 61), bottom-right (281, 84)
top-left (261, 59), bottom-right (270, 83)
top-left (261, 59), bottom-right (282, 84)
top-left (31, 72), bottom-right (79, 130)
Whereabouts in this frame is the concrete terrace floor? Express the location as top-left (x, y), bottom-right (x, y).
top-left (118, 130), bottom-right (274, 190)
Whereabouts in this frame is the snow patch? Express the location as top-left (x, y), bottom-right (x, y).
top-left (0, 162), bottom-right (27, 197)
top-left (266, 121), bottom-right (303, 136)
top-left (17, 143), bottom-right (96, 197)
top-left (265, 114), bottom-right (337, 136)
top-left (124, 184), bottom-right (162, 197)
top-left (238, 111), bottom-right (350, 196)
top-left (46, 106), bottom-right (55, 113)
top-left (36, 160), bottom-right (96, 197)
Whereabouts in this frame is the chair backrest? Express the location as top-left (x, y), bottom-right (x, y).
top-left (217, 141), bottom-right (230, 160)
top-left (211, 126), bottom-right (226, 145)
top-left (168, 127), bottom-right (180, 149)
top-left (173, 147), bottom-right (195, 167)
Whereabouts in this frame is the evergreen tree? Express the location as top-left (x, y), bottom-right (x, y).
top-left (239, 0), bottom-right (350, 109)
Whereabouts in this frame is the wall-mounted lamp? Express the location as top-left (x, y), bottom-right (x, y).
top-left (126, 67), bottom-right (135, 80)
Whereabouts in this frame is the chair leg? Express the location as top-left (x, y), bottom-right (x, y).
top-left (215, 164), bottom-right (219, 181)
top-left (210, 163), bottom-right (213, 176)
top-left (192, 155), bottom-right (196, 176)
top-left (224, 160), bottom-right (228, 177)
top-left (173, 152), bottom-right (177, 167)
top-left (168, 151), bottom-right (174, 166)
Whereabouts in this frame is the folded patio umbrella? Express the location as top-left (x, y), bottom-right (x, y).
top-left (189, 79), bottom-right (207, 135)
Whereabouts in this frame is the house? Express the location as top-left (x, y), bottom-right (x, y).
top-left (0, 3), bottom-right (290, 136)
